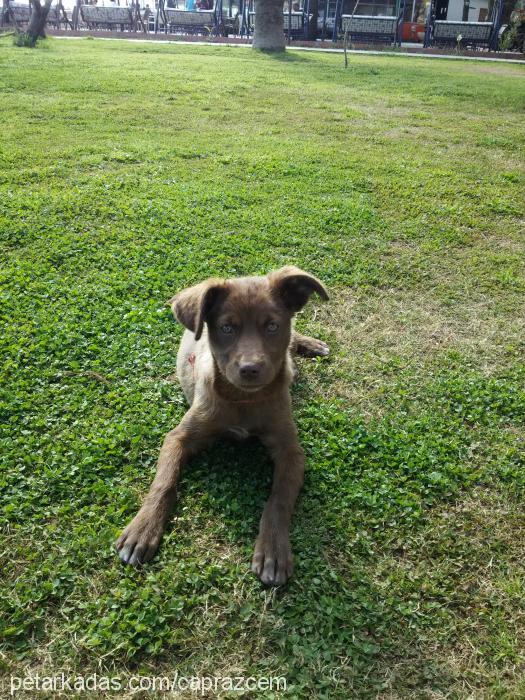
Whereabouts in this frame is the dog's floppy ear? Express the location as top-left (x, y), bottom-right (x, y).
top-left (169, 279), bottom-right (229, 341)
top-left (269, 266), bottom-right (329, 313)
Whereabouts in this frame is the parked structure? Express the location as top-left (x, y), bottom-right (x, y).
top-left (0, 0), bottom-right (510, 50)
top-left (1, 0), bottom-right (71, 28)
top-left (423, 0), bottom-right (504, 47)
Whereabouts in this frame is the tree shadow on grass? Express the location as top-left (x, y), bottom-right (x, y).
top-left (258, 48), bottom-right (310, 62)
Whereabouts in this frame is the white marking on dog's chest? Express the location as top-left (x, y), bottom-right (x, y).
top-left (227, 426), bottom-right (251, 440)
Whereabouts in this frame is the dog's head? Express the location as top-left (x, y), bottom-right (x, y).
top-left (170, 266), bottom-right (328, 391)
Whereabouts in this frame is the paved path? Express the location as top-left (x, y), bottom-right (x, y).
top-left (51, 34), bottom-right (525, 64)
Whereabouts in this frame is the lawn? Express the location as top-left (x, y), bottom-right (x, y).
top-left (0, 36), bottom-right (524, 698)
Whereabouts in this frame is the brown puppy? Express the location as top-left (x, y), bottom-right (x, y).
top-left (116, 266), bottom-right (329, 586)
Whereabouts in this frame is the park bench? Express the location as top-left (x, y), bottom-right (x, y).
top-left (248, 11), bottom-right (312, 39)
top-left (80, 5), bottom-right (134, 31)
top-left (1, 1), bottom-right (68, 29)
top-left (157, 8), bottom-right (216, 35)
top-left (4, 2), bottom-right (31, 26)
top-left (341, 14), bottom-right (400, 44)
top-left (221, 12), bottom-right (239, 35)
top-left (47, 4), bottom-right (70, 28)
top-left (48, 4), bottom-right (59, 26)
top-left (431, 20), bottom-right (493, 48)
top-left (283, 11), bottom-right (312, 38)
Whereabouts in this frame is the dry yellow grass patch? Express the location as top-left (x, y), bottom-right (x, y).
top-left (298, 282), bottom-right (524, 414)
top-left (373, 486), bottom-right (525, 699)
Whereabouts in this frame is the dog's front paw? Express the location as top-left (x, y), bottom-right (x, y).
top-left (115, 511), bottom-right (163, 567)
top-left (251, 532), bottom-right (293, 587)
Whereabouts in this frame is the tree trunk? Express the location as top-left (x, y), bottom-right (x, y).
top-left (26, 0), bottom-right (53, 45)
top-left (252, 0), bottom-right (286, 50)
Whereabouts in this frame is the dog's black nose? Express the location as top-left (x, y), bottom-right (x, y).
top-left (239, 362), bottom-right (261, 380)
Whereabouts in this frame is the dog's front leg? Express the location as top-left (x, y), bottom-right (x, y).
top-left (116, 409), bottom-right (212, 567)
top-left (251, 424), bottom-right (305, 586)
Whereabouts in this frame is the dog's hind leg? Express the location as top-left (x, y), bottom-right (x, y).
top-left (290, 331), bottom-right (329, 358)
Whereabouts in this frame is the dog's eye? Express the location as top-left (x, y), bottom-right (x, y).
top-left (220, 324), bottom-right (234, 335)
top-left (266, 322), bottom-right (279, 333)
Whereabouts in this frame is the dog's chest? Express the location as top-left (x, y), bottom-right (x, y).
top-left (226, 426), bottom-right (251, 440)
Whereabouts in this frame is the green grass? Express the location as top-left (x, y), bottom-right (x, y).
top-left (1, 37), bottom-right (524, 698)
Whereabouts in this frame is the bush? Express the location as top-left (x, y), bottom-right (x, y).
top-left (13, 31), bottom-right (49, 48)
top-left (13, 31), bottom-right (36, 47)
